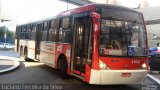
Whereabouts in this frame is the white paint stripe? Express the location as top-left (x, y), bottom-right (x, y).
top-left (0, 55), bottom-right (20, 73)
top-left (0, 60), bottom-right (20, 73)
top-left (147, 74), bottom-right (160, 84)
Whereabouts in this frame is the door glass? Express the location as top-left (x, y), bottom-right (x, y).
top-left (74, 16), bottom-right (90, 74)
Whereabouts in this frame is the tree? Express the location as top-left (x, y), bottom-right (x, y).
top-left (7, 28), bottom-right (14, 37)
top-left (0, 26), bottom-right (14, 37)
top-left (0, 26), bottom-right (14, 43)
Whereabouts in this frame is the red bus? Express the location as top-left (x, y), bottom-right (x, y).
top-left (15, 4), bottom-right (148, 85)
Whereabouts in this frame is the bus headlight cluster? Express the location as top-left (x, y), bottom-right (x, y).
top-left (99, 60), bottom-right (108, 70)
top-left (141, 63), bottom-right (147, 69)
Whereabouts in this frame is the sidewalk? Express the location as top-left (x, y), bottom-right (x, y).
top-left (0, 55), bottom-right (20, 73)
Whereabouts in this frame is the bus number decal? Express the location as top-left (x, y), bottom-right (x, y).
top-left (131, 60), bottom-right (140, 64)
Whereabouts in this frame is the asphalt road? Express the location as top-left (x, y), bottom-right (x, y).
top-left (0, 51), bottom-right (159, 90)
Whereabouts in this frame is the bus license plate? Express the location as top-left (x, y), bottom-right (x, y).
top-left (121, 73), bottom-right (131, 77)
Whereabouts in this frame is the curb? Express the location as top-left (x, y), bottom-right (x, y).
top-left (147, 74), bottom-right (160, 85)
top-left (0, 55), bottom-right (20, 74)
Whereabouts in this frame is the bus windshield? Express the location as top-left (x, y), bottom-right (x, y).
top-left (99, 18), bottom-right (147, 57)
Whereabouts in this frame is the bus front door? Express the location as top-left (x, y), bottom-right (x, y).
top-left (72, 16), bottom-right (91, 77)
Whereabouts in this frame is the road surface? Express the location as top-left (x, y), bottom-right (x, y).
top-left (0, 51), bottom-right (159, 90)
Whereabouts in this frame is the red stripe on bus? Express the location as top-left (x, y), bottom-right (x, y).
top-left (73, 70), bottom-right (85, 77)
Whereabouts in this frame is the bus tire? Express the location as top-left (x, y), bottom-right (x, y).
top-left (59, 56), bottom-right (68, 78)
top-left (24, 48), bottom-right (29, 61)
top-left (20, 46), bottom-right (23, 57)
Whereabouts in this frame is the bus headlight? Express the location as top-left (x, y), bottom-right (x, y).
top-left (99, 60), bottom-right (108, 70)
top-left (141, 63), bottom-right (147, 69)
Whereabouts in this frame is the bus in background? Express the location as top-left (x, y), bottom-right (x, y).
top-left (15, 4), bottom-right (148, 85)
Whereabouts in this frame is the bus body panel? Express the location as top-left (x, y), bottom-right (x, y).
top-left (19, 40), bottom-right (36, 59)
top-left (55, 44), bottom-right (71, 65)
top-left (59, 4), bottom-right (95, 16)
top-left (14, 39), bottom-right (18, 52)
top-left (40, 42), bottom-right (56, 67)
top-left (27, 40), bottom-right (36, 59)
top-left (40, 42), bottom-right (71, 69)
top-left (54, 44), bottom-right (71, 74)
top-left (99, 57), bottom-right (146, 70)
top-left (85, 64), bottom-right (91, 83)
top-left (89, 69), bottom-right (147, 85)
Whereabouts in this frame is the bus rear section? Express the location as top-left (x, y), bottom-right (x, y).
top-left (84, 5), bottom-right (148, 85)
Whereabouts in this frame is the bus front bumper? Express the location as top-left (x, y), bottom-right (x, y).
top-left (89, 69), bottom-right (147, 85)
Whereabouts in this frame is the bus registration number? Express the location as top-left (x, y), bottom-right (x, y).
top-left (131, 60), bottom-right (140, 64)
top-left (121, 73), bottom-right (131, 77)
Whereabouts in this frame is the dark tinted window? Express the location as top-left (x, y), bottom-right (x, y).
top-left (60, 17), bottom-right (70, 29)
top-left (48, 19), bottom-right (58, 42)
top-left (15, 26), bottom-right (21, 39)
top-left (59, 30), bottom-right (71, 43)
top-left (42, 21), bottom-right (48, 41)
top-left (20, 25), bottom-right (28, 39)
top-left (31, 24), bottom-right (36, 40)
top-left (58, 17), bottom-right (71, 43)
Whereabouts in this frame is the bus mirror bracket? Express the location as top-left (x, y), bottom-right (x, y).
top-left (90, 12), bottom-right (100, 34)
top-left (90, 12), bottom-right (100, 19)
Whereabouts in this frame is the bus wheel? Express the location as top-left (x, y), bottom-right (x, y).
top-left (59, 57), bottom-right (68, 78)
top-left (24, 48), bottom-right (29, 61)
top-left (20, 47), bottom-right (23, 57)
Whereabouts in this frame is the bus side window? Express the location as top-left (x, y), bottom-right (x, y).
top-left (48, 19), bottom-right (57, 42)
top-left (58, 17), bottom-right (71, 43)
top-left (31, 24), bottom-right (36, 40)
top-left (21, 25), bottom-right (28, 39)
top-left (42, 21), bottom-right (48, 41)
top-left (27, 24), bottom-right (32, 40)
top-left (29, 25), bottom-right (32, 39)
top-left (26, 25), bottom-right (29, 39)
top-left (19, 26), bottom-right (22, 39)
top-left (20, 26), bottom-right (23, 39)
top-left (15, 27), bottom-right (19, 39)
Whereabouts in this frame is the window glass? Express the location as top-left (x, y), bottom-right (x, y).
top-left (99, 19), bottom-right (147, 56)
top-left (48, 19), bottom-right (57, 42)
top-left (51, 20), bottom-right (57, 30)
top-left (58, 17), bottom-right (71, 43)
top-left (42, 22), bottom-right (48, 41)
top-left (61, 17), bottom-right (70, 29)
top-left (43, 22), bottom-right (48, 31)
top-left (31, 24), bottom-right (36, 40)
top-left (48, 29), bottom-right (57, 41)
top-left (61, 30), bottom-right (71, 43)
